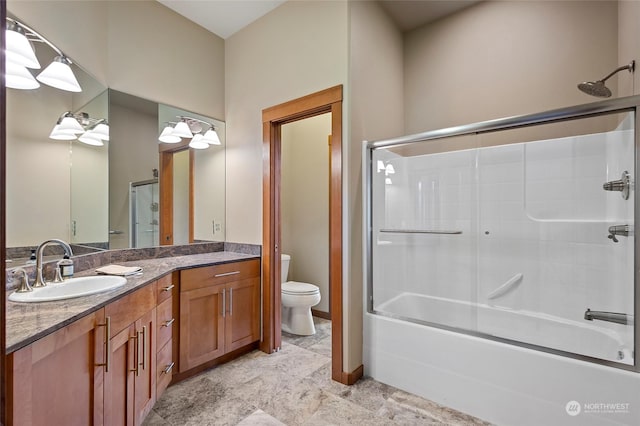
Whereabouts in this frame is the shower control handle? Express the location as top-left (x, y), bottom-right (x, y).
top-left (608, 224), bottom-right (632, 243)
top-left (603, 171), bottom-right (631, 200)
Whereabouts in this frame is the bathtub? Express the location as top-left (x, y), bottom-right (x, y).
top-left (376, 292), bottom-right (633, 365)
top-left (364, 292), bottom-right (640, 426)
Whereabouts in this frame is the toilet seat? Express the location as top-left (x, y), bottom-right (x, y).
top-left (282, 281), bottom-right (319, 295)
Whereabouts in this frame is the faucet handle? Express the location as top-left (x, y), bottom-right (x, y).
top-left (13, 268), bottom-right (33, 293)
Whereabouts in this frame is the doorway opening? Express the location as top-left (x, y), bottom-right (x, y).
top-left (262, 86), bottom-right (353, 384)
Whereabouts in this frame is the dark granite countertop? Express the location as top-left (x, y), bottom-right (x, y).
top-left (6, 251), bottom-right (260, 354)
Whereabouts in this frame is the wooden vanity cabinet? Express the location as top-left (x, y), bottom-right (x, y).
top-left (103, 284), bottom-right (157, 426)
top-left (179, 259), bottom-right (260, 372)
top-left (155, 273), bottom-right (177, 398)
top-left (6, 309), bottom-right (107, 426)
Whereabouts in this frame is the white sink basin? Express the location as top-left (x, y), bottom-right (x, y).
top-left (9, 275), bottom-right (127, 303)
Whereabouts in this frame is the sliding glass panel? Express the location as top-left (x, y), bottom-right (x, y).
top-left (370, 134), bottom-right (480, 331)
top-left (476, 111), bottom-right (635, 365)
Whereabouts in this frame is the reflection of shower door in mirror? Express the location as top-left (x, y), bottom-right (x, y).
top-left (130, 180), bottom-right (159, 248)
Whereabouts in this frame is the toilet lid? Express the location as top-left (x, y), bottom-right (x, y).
top-left (282, 281), bottom-right (320, 295)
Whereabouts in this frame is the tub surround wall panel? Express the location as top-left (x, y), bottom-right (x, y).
top-left (377, 127), bottom-right (634, 334)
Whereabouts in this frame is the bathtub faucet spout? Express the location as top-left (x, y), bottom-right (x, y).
top-left (584, 308), bottom-right (633, 325)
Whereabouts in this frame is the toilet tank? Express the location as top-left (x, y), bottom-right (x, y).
top-left (281, 254), bottom-right (291, 283)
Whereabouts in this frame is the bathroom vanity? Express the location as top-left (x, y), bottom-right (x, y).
top-left (4, 252), bottom-right (260, 425)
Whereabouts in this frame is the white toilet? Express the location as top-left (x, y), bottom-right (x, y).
top-left (281, 254), bottom-right (321, 335)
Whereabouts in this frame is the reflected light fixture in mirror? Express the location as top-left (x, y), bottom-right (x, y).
top-left (158, 116), bottom-right (222, 149)
top-left (4, 17), bottom-right (82, 92)
top-left (49, 112), bottom-right (109, 146)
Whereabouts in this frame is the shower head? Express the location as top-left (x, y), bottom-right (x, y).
top-left (578, 81), bottom-right (612, 98)
top-left (578, 60), bottom-right (635, 98)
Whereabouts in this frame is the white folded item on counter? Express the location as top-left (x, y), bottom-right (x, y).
top-left (96, 264), bottom-right (143, 276)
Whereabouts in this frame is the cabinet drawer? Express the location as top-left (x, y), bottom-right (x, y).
top-left (180, 259), bottom-right (260, 292)
top-left (156, 297), bottom-right (174, 350)
top-left (156, 340), bottom-right (174, 397)
top-left (156, 273), bottom-right (176, 304)
top-left (105, 284), bottom-right (156, 336)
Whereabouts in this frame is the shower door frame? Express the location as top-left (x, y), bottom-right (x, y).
top-left (364, 94), bottom-right (640, 372)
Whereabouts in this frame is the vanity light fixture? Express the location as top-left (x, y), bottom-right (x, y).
top-left (4, 17), bottom-right (82, 92)
top-left (189, 133), bottom-right (209, 150)
top-left (202, 127), bottom-right (221, 145)
top-left (49, 112), bottom-right (109, 145)
top-left (158, 116), bottom-right (222, 149)
top-left (173, 121), bottom-right (194, 139)
top-left (5, 61), bottom-right (40, 90)
top-left (159, 124), bottom-right (182, 143)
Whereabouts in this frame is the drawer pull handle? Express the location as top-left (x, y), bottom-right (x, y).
top-left (96, 316), bottom-right (111, 372)
top-left (141, 325), bottom-right (148, 371)
top-left (222, 288), bottom-right (226, 318)
top-left (163, 361), bottom-right (175, 375)
top-left (130, 333), bottom-right (140, 376)
top-left (229, 288), bottom-right (233, 316)
top-left (214, 271), bottom-right (240, 278)
top-left (162, 318), bottom-right (175, 327)
top-left (162, 284), bottom-right (175, 292)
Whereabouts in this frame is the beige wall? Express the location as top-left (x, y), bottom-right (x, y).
top-left (173, 150), bottom-right (190, 245)
top-left (6, 87), bottom-right (73, 247)
top-left (618, 0), bottom-right (640, 96)
top-left (404, 1), bottom-right (619, 133)
top-left (108, 101), bottom-right (158, 249)
top-left (8, 0), bottom-right (225, 119)
top-left (224, 0), bottom-right (348, 246)
top-left (281, 113), bottom-right (331, 313)
top-left (348, 0), bottom-right (405, 372)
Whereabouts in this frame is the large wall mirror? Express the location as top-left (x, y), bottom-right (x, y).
top-left (6, 16), bottom-right (226, 265)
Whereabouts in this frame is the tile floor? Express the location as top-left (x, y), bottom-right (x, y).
top-left (143, 318), bottom-right (490, 425)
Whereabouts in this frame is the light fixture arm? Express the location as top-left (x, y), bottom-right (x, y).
top-left (177, 115), bottom-right (215, 131)
top-left (6, 17), bottom-right (71, 63)
top-left (599, 60), bottom-right (635, 83)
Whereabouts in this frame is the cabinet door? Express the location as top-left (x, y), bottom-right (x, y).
top-left (133, 309), bottom-right (157, 426)
top-left (7, 310), bottom-right (107, 425)
top-left (225, 277), bottom-right (261, 352)
top-left (104, 324), bottom-right (135, 426)
top-left (179, 284), bottom-right (225, 371)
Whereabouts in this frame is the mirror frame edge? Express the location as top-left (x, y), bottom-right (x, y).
top-left (1, 0), bottom-right (8, 423)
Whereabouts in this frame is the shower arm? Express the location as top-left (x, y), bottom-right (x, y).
top-left (598, 61), bottom-right (635, 83)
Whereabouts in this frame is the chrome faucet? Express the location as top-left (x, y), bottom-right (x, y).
top-left (13, 268), bottom-right (32, 293)
top-left (584, 308), bottom-right (633, 325)
top-left (33, 239), bottom-right (73, 288)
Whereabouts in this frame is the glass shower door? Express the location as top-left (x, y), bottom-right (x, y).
top-left (130, 179), bottom-right (159, 248)
top-left (476, 111), bottom-right (635, 365)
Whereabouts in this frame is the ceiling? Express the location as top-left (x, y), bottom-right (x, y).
top-left (157, 0), bottom-right (286, 39)
top-left (157, 0), bottom-right (480, 39)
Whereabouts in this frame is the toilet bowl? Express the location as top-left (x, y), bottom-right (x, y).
top-left (281, 254), bottom-right (321, 335)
